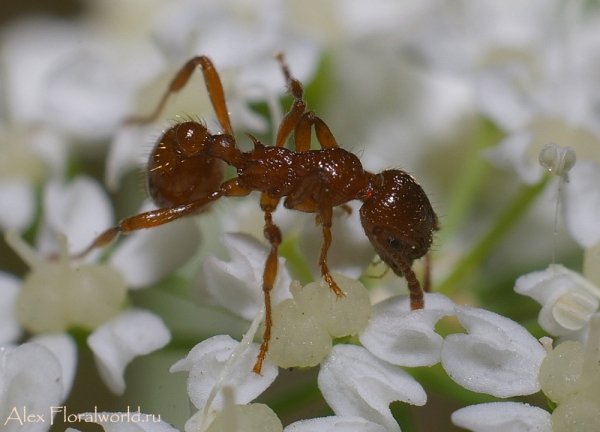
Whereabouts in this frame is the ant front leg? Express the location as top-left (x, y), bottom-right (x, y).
top-left (126, 56), bottom-right (233, 135)
top-left (253, 193), bottom-right (283, 374)
top-left (284, 174), bottom-right (344, 298)
top-left (315, 184), bottom-right (345, 297)
top-left (75, 179), bottom-right (251, 258)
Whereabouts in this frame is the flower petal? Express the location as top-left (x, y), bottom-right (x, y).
top-left (88, 309), bottom-right (171, 394)
top-left (515, 264), bottom-right (600, 336)
top-left (284, 416), bottom-right (388, 432)
top-left (563, 161), bottom-right (600, 248)
top-left (170, 335), bottom-right (277, 413)
top-left (482, 131), bottom-right (541, 184)
top-left (0, 179), bottom-right (36, 231)
top-left (201, 233), bottom-right (291, 320)
top-left (105, 125), bottom-right (155, 190)
top-left (441, 306), bottom-right (546, 397)
top-left (0, 343), bottom-right (63, 432)
top-left (476, 65), bottom-right (534, 132)
top-left (0, 271), bottom-right (22, 345)
top-left (360, 293), bottom-right (456, 367)
top-left (318, 344), bottom-right (426, 432)
top-left (451, 402), bottom-right (552, 432)
top-left (78, 411), bottom-right (179, 432)
top-left (43, 176), bottom-right (114, 254)
top-left (109, 212), bottom-right (201, 289)
top-left (30, 332), bottom-right (77, 400)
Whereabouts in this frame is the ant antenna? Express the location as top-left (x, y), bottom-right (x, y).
top-left (538, 143), bottom-right (576, 263)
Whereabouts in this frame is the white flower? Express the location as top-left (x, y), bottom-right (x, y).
top-left (538, 314), bottom-right (600, 430)
top-left (455, 314), bottom-right (600, 431)
top-left (0, 343), bottom-right (64, 432)
top-left (65, 411), bottom-right (178, 432)
top-left (197, 232), bottom-right (292, 321)
top-left (318, 344), bottom-right (427, 432)
top-left (286, 291), bottom-right (449, 430)
top-left (562, 160), bottom-right (600, 248)
top-left (284, 415), bottom-right (388, 432)
top-left (2, 16), bottom-right (163, 142)
top-left (4, 230), bottom-right (171, 395)
top-left (1, 175), bottom-right (203, 394)
top-left (515, 263), bottom-right (600, 338)
top-left (0, 272), bottom-right (21, 345)
top-left (451, 402), bottom-right (552, 432)
top-left (170, 306), bottom-right (279, 432)
top-left (441, 306), bottom-right (546, 398)
top-left (29, 332), bottom-right (78, 401)
top-left (88, 309), bottom-right (171, 395)
top-left (359, 292), bottom-right (456, 367)
top-left (0, 126), bottom-right (59, 232)
top-left (469, 7), bottom-right (600, 248)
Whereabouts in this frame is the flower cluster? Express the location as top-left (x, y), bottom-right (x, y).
top-left (1, 1), bottom-right (600, 432)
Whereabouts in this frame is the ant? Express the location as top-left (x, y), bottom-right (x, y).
top-left (79, 54), bottom-right (439, 374)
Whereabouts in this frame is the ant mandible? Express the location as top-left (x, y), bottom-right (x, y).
top-left (79, 54), bottom-right (439, 374)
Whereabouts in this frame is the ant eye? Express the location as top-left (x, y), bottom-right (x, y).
top-left (387, 237), bottom-right (401, 249)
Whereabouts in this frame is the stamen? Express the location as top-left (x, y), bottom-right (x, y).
top-left (539, 143), bottom-right (577, 263)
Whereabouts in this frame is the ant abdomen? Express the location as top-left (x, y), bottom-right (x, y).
top-left (147, 122), bottom-right (225, 208)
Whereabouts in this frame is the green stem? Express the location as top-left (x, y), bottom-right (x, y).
top-left (437, 174), bottom-right (550, 296)
top-left (439, 119), bottom-right (504, 243)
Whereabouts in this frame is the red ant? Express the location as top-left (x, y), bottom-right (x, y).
top-left (79, 54), bottom-right (438, 373)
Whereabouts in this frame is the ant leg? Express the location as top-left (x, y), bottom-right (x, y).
top-left (396, 260), bottom-right (425, 310)
top-left (274, 53), bottom-right (340, 151)
top-left (293, 112), bottom-right (339, 152)
top-left (274, 53), bottom-right (306, 148)
top-left (315, 185), bottom-right (344, 297)
top-left (126, 56), bottom-right (234, 136)
top-left (314, 116), bottom-right (339, 149)
top-left (75, 179), bottom-right (250, 258)
top-left (253, 193), bottom-right (282, 374)
top-left (423, 251), bottom-right (432, 293)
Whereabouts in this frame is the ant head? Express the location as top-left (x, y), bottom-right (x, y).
top-left (170, 121), bottom-right (211, 157)
top-left (360, 170), bottom-right (438, 273)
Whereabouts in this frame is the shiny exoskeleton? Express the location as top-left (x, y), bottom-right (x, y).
top-left (81, 54), bottom-right (438, 373)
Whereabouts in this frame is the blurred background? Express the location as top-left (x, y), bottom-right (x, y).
top-left (0, 1), bottom-right (595, 431)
